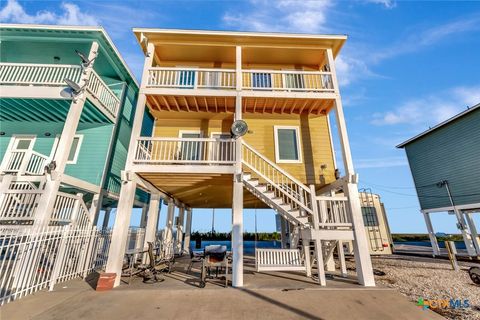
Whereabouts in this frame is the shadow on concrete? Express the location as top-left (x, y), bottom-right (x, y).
top-left (240, 288), bottom-right (325, 320)
top-left (84, 271), bottom-right (100, 290)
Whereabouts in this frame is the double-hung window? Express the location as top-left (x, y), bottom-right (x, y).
top-left (274, 126), bottom-right (302, 163)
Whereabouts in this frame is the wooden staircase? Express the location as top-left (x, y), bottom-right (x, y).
top-left (242, 141), bottom-right (353, 237)
top-left (241, 141), bottom-right (356, 285)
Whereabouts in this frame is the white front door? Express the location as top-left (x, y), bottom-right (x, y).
top-left (2, 136), bottom-right (36, 172)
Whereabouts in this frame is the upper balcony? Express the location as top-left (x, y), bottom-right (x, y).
top-left (0, 62), bottom-right (121, 122)
top-left (135, 29), bottom-right (345, 112)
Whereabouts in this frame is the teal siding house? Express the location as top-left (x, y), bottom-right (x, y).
top-left (397, 103), bottom-right (480, 257)
top-left (0, 24), bottom-right (152, 227)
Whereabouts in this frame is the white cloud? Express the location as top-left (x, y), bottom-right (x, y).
top-left (371, 85), bottom-right (480, 126)
top-left (355, 156), bottom-right (408, 169)
top-left (364, 0), bottom-right (396, 9)
top-left (372, 15), bottom-right (480, 63)
top-left (0, 0), bottom-right (99, 25)
top-left (223, 0), bottom-right (333, 34)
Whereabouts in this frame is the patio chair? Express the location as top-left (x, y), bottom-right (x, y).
top-left (186, 248), bottom-right (203, 274)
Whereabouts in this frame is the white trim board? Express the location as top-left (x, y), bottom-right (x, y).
top-left (273, 125), bottom-right (302, 164)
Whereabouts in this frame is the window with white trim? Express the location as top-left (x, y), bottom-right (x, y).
top-left (274, 126), bottom-right (302, 163)
top-left (67, 135), bottom-right (83, 164)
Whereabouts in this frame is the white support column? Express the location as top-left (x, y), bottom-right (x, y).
top-left (232, 45), bottom-right (244, 288)
top-left (303, 242), bottom-right (312, 277)
top-left (344, 182), bottom-right (375, 287)
top-left (280, 216), bottom-right (288, 249)
top-left (140, 202), bottom-right (148, 229)
top-left (326, 48), bottom-right (375, 286)
top-left (453, 209), bottom-right (477, 256)
top-left (464, 212), bottom-right (480, 255)
top-left (325, 251), bottom-right (336, 272)
top-left (105, 180), bottom-right (137, 286)
top-left (290, 224), bottom-right (300, 249)
top-left (90, 192), bottom-right (103, 227)
top-left (175, 206), bottom-right (185, 254)
top-left (337, 241), bottom-right (347, 277)
top-left (104, 41), bottom-right (156, 287)
top-left (102, 207), bottom-right (112, 230)
top-left (183, 208), bottom-right (193, 253)
top-left (423, 211), bottom-right (440, 256)
top-left (163, 199), bottom-right (175, 246)
top-left (33, 41), bottom-right (99, 227)
top-left (144, 194), bottom-right (161, 248)
top-left (125, 41), bottom-right (155, 169)
top-left (314, 239), bottom-right (326, 286)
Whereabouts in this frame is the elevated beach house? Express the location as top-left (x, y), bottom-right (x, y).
top-left (397, 103), bottom-right (480, 257)
top-left (105, 28), bottom-right (376, 288)
top-left (0, 24), bottom-right (150, 229)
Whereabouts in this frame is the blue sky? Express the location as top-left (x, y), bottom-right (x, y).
top-left (2, 0), bottom-right (479, 234)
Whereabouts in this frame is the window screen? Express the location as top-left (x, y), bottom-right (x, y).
top-left (361, 207), bottom-right (379, 226)
top-left (277, 128), bottom-right (299, 161)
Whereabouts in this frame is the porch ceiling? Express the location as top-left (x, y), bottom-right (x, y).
top-left (147, 95), bottom-right (333, 116)
top-left (0, 98), bottom-right (111, 123)
top-left (138, 172), bottom-right (267, 209)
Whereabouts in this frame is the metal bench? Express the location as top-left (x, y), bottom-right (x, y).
top-left (255, 248), bottom-right (307, 272)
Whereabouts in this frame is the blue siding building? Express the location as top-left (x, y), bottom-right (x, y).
top-left (397, 103), bottom-right (480, 256)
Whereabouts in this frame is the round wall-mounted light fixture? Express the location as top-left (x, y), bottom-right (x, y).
top-left (44, 132), bottom-right (51, 137)
top-left (0, 132), bottom-right (5, 136)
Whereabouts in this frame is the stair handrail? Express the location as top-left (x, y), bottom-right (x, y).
top-left (242, 141), bottom-right (313, 215)
top-left (242, 141), bottom-right (310, 192)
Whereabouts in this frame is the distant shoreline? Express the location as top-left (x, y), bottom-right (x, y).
top-left (392, 233), bottom-right (463, 242)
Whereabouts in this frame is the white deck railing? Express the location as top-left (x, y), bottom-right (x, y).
top-left (144, 67), bottom-right (336, 93)
top-left (2, 150), bottom-right (49, 176)
top-left (147, 67), bottom-right (236, 89)
top-left (0, 62), bottom-right (82, 86)
top-left (242, 69), bottom-right (334, 92)
top-left (0, 189), bottom-right (92, 228)
top-left (0, 226), bottom-right (112, 305)
top-left (0, 62), bottom-right (120, 119)
top-left (86, 70), bottom-right (121, 118)
top-left (315, 196), bottom-right (352, 228)
top-left (134, 137), bottom-right (236, 165)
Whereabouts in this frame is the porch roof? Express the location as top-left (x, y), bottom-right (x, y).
top-left (133, 28), bottom-right (347, 65)
top-left (0, 98), bottom-right (111, 123)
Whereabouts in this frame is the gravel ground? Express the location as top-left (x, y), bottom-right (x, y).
top-left (346, 255), bottom-right (480, 320)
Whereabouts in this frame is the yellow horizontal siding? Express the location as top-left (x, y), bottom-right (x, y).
top-left (153, 114), bottom-right (336, 187)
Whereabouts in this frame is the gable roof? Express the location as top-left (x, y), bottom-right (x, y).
top-left (0, 23), bottom-right (138, 88)
top-left (396, 102), bottom-right (480, 148)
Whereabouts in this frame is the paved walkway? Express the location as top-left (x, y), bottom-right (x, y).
top-left (0, 256), bottom-right (445, 320)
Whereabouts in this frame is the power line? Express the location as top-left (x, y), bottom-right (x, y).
top-left (360, 183), bottom-right (480, 199)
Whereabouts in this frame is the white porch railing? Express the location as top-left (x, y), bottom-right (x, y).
top-left (2, 150), bottom-right (49, 175)
top-left (315, 196), bottom-right (352, 228)
top-left (50, 192), bottom-right (93, 229)
top-left (134, 137), bottom-right (236, 165)
top-left (86, 70), bottom-right (121, 118)
top-left (0, 226), bottom-right (112, 305)
top-left (0, 63), bottom-right (82, 86)
top-left (0, 189), bottom-right (92, 228)
top-left (242, 69), bottom-right (335, 92)
top-left (147, 67), bottom-right (236, 89)
top-left (0, 62), bottom-right (120, 120)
